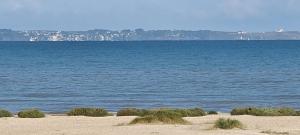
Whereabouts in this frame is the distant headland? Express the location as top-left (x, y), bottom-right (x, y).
top-left (1, 29), bottom-right (300, 41)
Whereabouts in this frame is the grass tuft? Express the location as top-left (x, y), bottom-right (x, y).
top-left (117, 108), bottom-right (152, 116)
top-left (172, 108), bottom-right (206, 117)
top-left (129, 110), bottom-right (189, 124)
top-left (214, 118), bottom-right (243, 129)
top-left (18, 109), bottom-right (45, 118)
top-left (0, 109), bottom-right (13, 118)
top-left (208, 111), bottom-right (218, 115)
top-left (295, 111), bottom-right (300, 116)
top-left (118, 108), bottom-right (206, 117)
top-left (231, 107), bottom-right (298, 116)
top-left (67, 108), bottom-right (111, 117)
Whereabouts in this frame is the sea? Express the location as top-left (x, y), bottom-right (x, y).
top-left (0, 41), bottom-right (300, 113)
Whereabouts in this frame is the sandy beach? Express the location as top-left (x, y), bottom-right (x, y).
top-left (1, 114), bottom-right (299, 135)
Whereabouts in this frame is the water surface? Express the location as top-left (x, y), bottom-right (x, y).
top-left (0, 41), bottom-right (300, 112)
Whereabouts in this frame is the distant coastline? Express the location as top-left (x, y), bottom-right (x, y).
top-left (1, 29), bottom-right (300, 41)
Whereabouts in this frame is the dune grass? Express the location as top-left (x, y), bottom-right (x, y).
top-left (67, 108), bottom-right (111, 117)
top-left (296, 111), bottom-right (300, 116)
top-left (214, 118), bottom-right (243, 129)
top-left (129, 110), bottom-right (189, 124)
top-left (117, 108), bottom-right (152, 116)
top-left (18, 109), bottom-right (45, 118)
top-left (172, 108), bottom-right (206, 117)
top-left (231, 107), bottom-right (298, 116)
top-left (117, 108), bottom-right (206, 117)
top-left (0, 109), bottom-right (13, 118)
top-left (208, 111), bottom-right (218, 115)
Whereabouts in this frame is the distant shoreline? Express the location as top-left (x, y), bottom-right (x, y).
top-left (1, 29), bottom-right (300, 41)
top-left (2, 40), bottom-right (300, 42)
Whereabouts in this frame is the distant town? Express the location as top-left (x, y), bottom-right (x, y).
top-left (1, 29), bottom-right (300, 41)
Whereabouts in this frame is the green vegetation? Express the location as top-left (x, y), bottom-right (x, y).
top-left (117, 108), bottom-right (152, 116)
top-left (172, 108), bottom-right (206, 117)
top-left (130, 110), bottom-right (188, 124)
top-left (231, 107), bottom-right (299, 116)
top-left (18, 109), bottom-right (45, 118)
top-left (117, 108), bottom-right (206, 117)
top-left (0, 109), bottom-right (13, 118)
top-left (208, 111), bottom-right (218, 115)
top-left (67, 108), bottom-right (111, 117)
top-left (295, 111), bottom-right (300, 116)
top-left (214, 118), bottom-right (243, 129)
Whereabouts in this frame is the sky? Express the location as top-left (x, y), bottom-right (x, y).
top-left (0, 0), bottom-right (299, 31)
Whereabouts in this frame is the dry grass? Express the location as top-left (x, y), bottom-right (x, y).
top-left (67, 108), bottom-right (112, 117)
top-left (129, 110), bottom-right (189, 125)
top-left (18, 109), bottom-right (45, 118)
top-left (214, 118), bottom-right (243, 129)
top-left (231, 107), bottom-right (298, 116)
top-left (0, 109), bottom-right (13, 118)
top-left (118, 108), bottom-right (206, 117)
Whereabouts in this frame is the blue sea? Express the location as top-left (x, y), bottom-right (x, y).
top-left (0, 41), bottom-right (300, 113)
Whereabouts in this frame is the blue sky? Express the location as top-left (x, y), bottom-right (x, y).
top-left (0, 0), bottom-right (299, 31)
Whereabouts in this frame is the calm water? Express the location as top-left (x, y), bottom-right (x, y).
top-left (0, 41), bottom-right (300, 113)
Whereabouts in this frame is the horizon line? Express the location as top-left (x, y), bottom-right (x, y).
top-left (1, 28), bottom-right (297, 33)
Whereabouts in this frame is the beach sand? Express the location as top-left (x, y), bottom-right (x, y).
top-left (1, 114), bottom-right (300, 135)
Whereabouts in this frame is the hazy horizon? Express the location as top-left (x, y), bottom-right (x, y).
top-left (0, 0), bottom-right (300, 32)
top-left (1, 28), bottom-right (297, 33)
